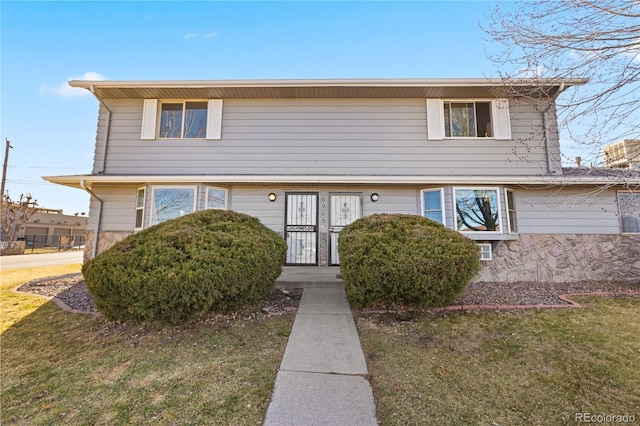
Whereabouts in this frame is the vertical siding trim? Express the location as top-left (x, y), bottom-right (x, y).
top-left (492, 99), bottom-right (512, 140)
top-left (141, 99), bottom-right (158, 140)
top-left (426, 99), bottom-right (444, 140)
top-left (206, 99), bottom-right (223, 140)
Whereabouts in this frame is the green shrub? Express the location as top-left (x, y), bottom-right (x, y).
top-left (338, 213), bottom-right (480, 309)
top-left (82, 209), bottom-right (287, 324)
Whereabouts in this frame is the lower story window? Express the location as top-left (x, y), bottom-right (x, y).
top-left (454, 187), bottom-right (501, 233)
top-left (134, 187), bottom-right (145, 230)
top-left (505, 188), bottom-right (517, 233)
top-left (151, 186), bottom-right (196, 225)
top-left (618, 191), bottom-right (640, 233)
top-left (206, 187), bottom-right (227, 209)
top-left (421, 189), bottom-right (444, 224)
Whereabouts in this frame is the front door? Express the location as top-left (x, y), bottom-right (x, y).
top-left (329, 193), bottom-right (363, 265)
top-left (285, 192), bottom-right (318, 265)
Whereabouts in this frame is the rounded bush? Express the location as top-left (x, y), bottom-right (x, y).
top-left (82, 209), bottom-right (287, 324)
top-left (338, 213), bottom-right (480, 309)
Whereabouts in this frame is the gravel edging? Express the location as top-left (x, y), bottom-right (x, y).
top-left (15, 274), bottom-right (639, 316)
top-left (452, 280), bottom-right (640, 306)
top-left (14, 273), bottom-right (99, 315)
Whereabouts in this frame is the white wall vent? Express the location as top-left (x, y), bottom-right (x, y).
top-left (478, 243), bottom-right (492, 261)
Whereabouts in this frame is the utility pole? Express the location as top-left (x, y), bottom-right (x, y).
top-left (1, 139), bottom-right (12, 200)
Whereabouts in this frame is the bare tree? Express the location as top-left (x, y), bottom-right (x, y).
top-left (1, 192), bottom-right (38, 242)
top-left (484, 0), bottom-right (640, 164)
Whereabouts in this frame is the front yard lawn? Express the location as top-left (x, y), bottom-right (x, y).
top-left (1, 265), bottom-right (293, 425)
top-left (358, 296), bottom-right (640, 425)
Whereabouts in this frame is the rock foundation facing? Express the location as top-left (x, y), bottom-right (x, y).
top-left (475, 234), bottom-right (640, 283)
top-left (89, 231), bottom-right (639, 283)
top-left (84, 231), bottom-right (133, 263)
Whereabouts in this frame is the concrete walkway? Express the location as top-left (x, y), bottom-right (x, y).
top-left (265, 272), bottom-right (377, 425)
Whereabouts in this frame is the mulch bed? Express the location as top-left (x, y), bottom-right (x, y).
top-left (15, 274), bottom-right (303, 318)
top-left (15, 273), bottom-right (639, 316)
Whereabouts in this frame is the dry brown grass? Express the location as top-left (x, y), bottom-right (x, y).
top-left (1, 265), bottom-right (294, 425)
top-left (358, 296), bottom-right (640, 425)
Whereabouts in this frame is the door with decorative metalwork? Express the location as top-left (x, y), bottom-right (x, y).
top-left (285, 192), bottom-right (318, 265)
top-left (329, 193), bottom-right (363, 265)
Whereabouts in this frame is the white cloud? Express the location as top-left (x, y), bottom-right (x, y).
top-left (40, 71), bottom-right (106, 99)
top-left (183, 32), bottom-right (217, 40)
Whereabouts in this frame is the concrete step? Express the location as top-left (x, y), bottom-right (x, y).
top-left (276, 266), bottom-right (344, 289)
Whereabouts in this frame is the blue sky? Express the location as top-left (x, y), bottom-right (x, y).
top-left (2, 1), bottom-right (530, 215)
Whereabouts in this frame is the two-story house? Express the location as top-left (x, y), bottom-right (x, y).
top-left (45, 78), bottom-right (640, 282)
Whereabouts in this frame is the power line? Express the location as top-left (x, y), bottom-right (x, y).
top-left (7, 165), bottom-right (89, 170)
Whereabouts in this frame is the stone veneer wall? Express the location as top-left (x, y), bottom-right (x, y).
top-left (474, 234), bottom-right (640, 283)
top-left (85, 231), bottom-right (639, 284)
top-left (84, 231), bottom-right (133, 263)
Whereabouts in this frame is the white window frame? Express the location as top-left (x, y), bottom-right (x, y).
top-left (205, 186), bottom-right (228, 210)
top-left (426, 99), bottom-right (511, 140)
top-left (478, 243), bottom-right (493, 261)
top-left (150, 185), bottom-right (197, 226)
top-left (504, 188), bottom-right (517, 234)
top-left (453, 186), bottom-right (503, 234)
top-left (420, 188), bottom-right (445, 225)
top-left (141, 99), bottom-right (223, 140)
top-left (158, 100), bottom-right (208, 139)
top-left (134, 186), bottom-right (146, 231)
top-left (443, 100), bottom-right (493, 138)
top-left (617, 190), bottom-right (640, 234)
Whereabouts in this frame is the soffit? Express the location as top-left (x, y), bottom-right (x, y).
top-left (69, 78), bottom-right (587, 100)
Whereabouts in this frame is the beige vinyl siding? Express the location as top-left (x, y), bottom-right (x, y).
top-left (87, 184), bottom-right (623, 239)
top-left (228, 187), bottom-right (285, 233)
top-left (87, 186), bottom-right (137, 231)
top-left (230, 186), bottom-right (419, 235)
top-left (92, 105), bottom-right (110, 174)
top-left (97, 98), bottom-right (552, 176)
top-left (513, 188), bottom-right (621, 234)
top-left (364, 188), bottom-right (421, 216)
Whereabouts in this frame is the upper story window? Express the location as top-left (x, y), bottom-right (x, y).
top-left (141, 99), bottom-right (223, 140)
top-left (421, 189), bottom-right (444, 224)
top-left (454, 187), bottom-right (502, 233)
top-left (618, 191), bottom-right (640, 233)
top-left (159, 102), bottom-right (208, 138)
top-left (444, 102), bottom-right (492, 138)
top-left (426, 99), bottom-right (511, 141)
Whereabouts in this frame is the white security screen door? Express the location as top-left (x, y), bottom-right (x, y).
top-left (285, 192), bottom-right (318, 265)
top-left (329, 193), bottom-right (363, 265)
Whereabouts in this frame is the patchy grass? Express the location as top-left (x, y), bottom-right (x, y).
top-left (1, 264), bottom-right (83, 333)
top-left (358, 297), bottom-right (640, 425)
top-left (1, 266), bottom-right (294, 425)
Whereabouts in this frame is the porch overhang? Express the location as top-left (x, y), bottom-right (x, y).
top-left (43, 173), bottom-right (640, 189)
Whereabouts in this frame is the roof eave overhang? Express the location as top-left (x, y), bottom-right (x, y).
top-left (68, 78), bottom-right (589, 100)
top-left (43, 174), bottom-right (640, 189)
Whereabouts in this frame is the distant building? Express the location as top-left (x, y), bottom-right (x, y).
top-left (20, 208), bottom-right (88, 248)
top-left (604, 139), bottom-right (640, 169)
